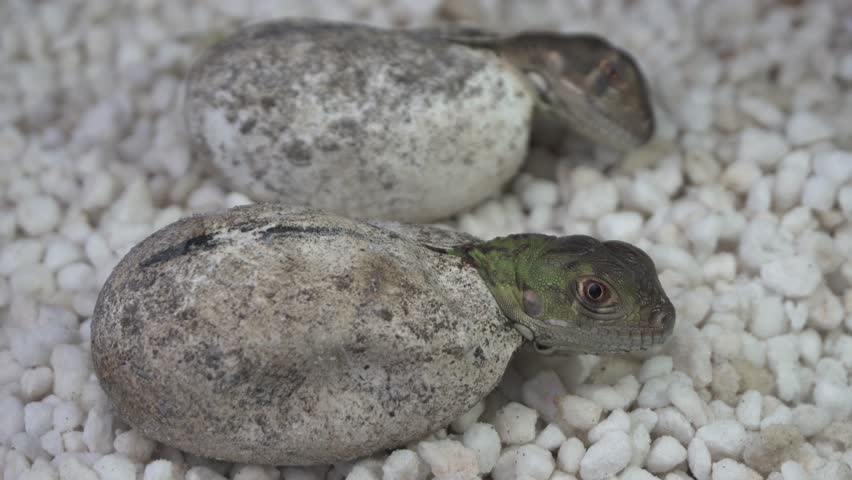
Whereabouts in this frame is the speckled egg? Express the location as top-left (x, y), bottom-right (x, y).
top-left (184, 19), bottom-right (535, 222)
top-left (91, 204), bottom-right (523, 465)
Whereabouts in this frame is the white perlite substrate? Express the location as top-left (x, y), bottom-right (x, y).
top-left (1, 1), bottom-right (851, 480)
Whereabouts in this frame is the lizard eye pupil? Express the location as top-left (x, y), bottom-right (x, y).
top-left (586, 282), bottom-right (604, 300)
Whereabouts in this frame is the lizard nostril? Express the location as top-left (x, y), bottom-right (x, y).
top-left (651, 311), bottom-right (669, 330)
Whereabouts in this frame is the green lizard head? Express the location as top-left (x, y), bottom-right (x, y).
top-left (502, 33), bottom-right (655, 152)
top-left (451, 234), bottom-right (675, 355)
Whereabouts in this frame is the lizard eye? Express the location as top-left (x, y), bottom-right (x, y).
top-left (578, 277), bottom-right (615, 306)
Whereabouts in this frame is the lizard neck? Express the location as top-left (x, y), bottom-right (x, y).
top-left (449, 233), bottom-right (554, 328)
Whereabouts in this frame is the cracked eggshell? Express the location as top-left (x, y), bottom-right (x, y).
top-left (91, 204), bottom-right (523, 465)
top-left (184, 19), bottom-right (535, 222)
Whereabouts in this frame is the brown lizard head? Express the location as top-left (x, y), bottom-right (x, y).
top-left (502, 32), bottom-right (656, 152)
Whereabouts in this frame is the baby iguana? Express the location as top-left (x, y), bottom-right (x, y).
top-left (428, 233), bottom-right (675, 355)
top-left (415, 26), bottom-right (655, 152)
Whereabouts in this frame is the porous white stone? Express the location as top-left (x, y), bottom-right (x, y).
top-left (492, 444), bottom-right (555, 480)
top-left (578, 431), bottom-right (631, 480)
top-left (710, 458), bottom-right (760, 480)
top-left (668, 384), bottom-right (708, 428)
top-left (522, 370), bottom-right (566, 423)
top-left (16, 194), bottom-right (62, 236)
top-left (760, 256), bottom-right (821, 298)
top-left (534, 423), bottom-right (566, 451)
top-left (637, 376), bottom-right (672, 409)
top-left (416, 439), bottom-right (479, 480)
top-left (52, 400), bottom-right (84, 432)
top-left (82, 406), bottom-right (114, 454)
top-left (382, 449), bottom-right (429, 480)
top-left (24, 400), bottom-right (54, 437)
top-left (493, 401), bottom-right (538, 444)
top-left (50, 344), bottom-right (88, 401)
top-left (587, 409), bottom-right (630, 443)
top-left (44, 241), bottom-right (83, 271)
top-left (738, 128), bottom-right (789, 167)
top-left (779, 461), bottom-right (807, 480)
top-left (801, 176), bottom-right (837, 211)
top-left (751, 296), bottom-right (786, 339)
top-left (696, 420), bottom-right (747, 459)
top-left (114, 429), bottom-right (156, 463)
top-left (739, 96), bottom-right (783, 127)
top-left (596, 212), bottom-right (643, 242)
top-left (0, 394), bottom-right (25, 443)
top-left (638, 356), bottom-right (673, 382)
top-left (813, 150), bottom-right (852, 184)
top-left (556, 438), bottom-right (585, 474)
top-left (688, 438), bottom-right (712, 480)
top-left (558, 394), bottom-right (602, 431)
top-left (721, 162), bottom-right (762, 194)
top-left (92, 453), bottom-right (138, 480)
top-left (522, 179), bottom-right (560, 208)
top-left (813, 381), bottom-right (852, 421)
top-left (461, 423), bottom-right (501, 474)
top-left (231, 465), bottom-right (279, 480)
top-left (185, 466), bottom-right (229, 480)
top-left (58, 455), bottom-right (99, 480)
top-left (786, 111), bottom-right (834, 145)
top-left (734, 391), bottom-right (762, 430)
top-left (575, 376), bottom-right (638, 412)
top-left (20, 366), bottom-right (53, 400)
top-left (646, 436), bottom-right (687, 474)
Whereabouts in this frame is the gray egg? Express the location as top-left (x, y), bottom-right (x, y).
top-left (91, 204), bottom-right (523, 465)
top-left (183, 19), bottom-right (534, 222)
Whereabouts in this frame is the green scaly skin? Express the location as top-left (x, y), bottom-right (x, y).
top-left (416, 27), bottom-right (655, 152)
top-left (445, 234), bottom-right (675, 355)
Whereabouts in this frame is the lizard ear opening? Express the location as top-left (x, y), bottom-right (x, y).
top-left (522, 289), bottom-right (543, 318)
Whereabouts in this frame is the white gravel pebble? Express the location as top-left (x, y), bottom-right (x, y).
top-left (114, 429), bottom-right (156, 463)
top-left (813, 150), bottom-right (852, 184)
top-left (416, 439), bottom-right (479, 480)
top-left (533, 423), bottom-right (566, 451)
top-left (734, 391), bottom-right (762, 430)
top-left (801, 176), bottom-right (838, 211)
top-left (558, 395), bottom-right (602, 431)
top-left (737, 128), bottom-right (789, 167)
top-left (461, 423), bottom-right (501, 474)
top-left (579, 431), bottom-right (632, 480)
top-left (16, 195), bottom-right (62, 236)
top-left (668, 384), bottom-right (708, 428)
top-left (52, 400), bottom-right (84, 432)
top-left (522, 370), bottom-right (566, 423)
top-left (695, 421), bottom-right (747, 459)
top-left (786, 111), bottom-right (834, 145)
top-left (688, 438), bottom-right (712, 480)
top-left (587, 409), bottom-right (631, 443)
top-left (20, 367), bottom-right (54, 400)
top-left (556, 438), bottom-right (585, 474)
top-left (760, 256), bottom-right (821, 298)
top-left (382, 449), bottom-right (429, 480)
top-left (58, 455), bottom-right (99, 480)
top-left (596, 211), bottom-right (643, 242)
top-left (493, 402), bottom-right (538, 445)
top-left (710, 459), bottom-right (759, 480)
top-left (645, 435), bottom-right (687, 474)
top-left (93, 453), bottom-right (138, 480)
top-left (492, 444), bottom-right (555, 480)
